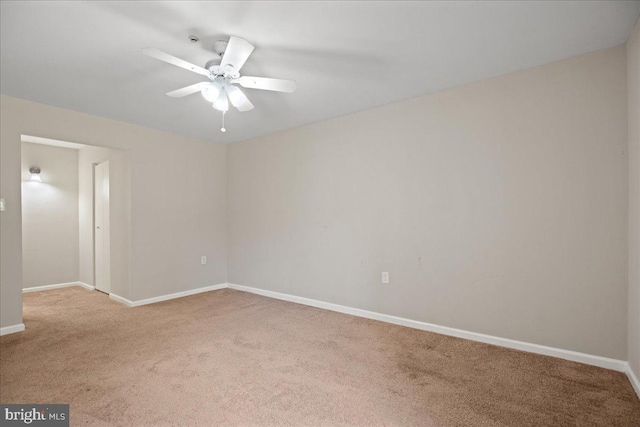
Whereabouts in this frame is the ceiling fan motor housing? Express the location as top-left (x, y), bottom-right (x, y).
top-left (205, 58), bottom-right (222, 70)
top-left (208, 64), bottom-right (240, 79)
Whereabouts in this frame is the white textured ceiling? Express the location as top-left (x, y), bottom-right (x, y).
top-left (1, 1), bottom-right (639, 144)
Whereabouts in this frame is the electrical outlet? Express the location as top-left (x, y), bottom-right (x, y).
top-left (201, 256), bottom-right (207, 265)
top-left (382, 272), bottom-right (390, 284)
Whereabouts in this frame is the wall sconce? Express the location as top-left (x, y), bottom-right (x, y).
top-left (29, 167), bottom-right (42, 182)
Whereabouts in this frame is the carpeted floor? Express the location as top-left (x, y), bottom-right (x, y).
top-left (1, 287), bottom-right (638, 426)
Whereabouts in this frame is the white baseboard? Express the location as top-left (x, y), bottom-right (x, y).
top-left (109, 293), bottom-right (134, 307)
top-left (23, 281), bottom-right (94, 293)
top-left (226, 283), bottom-right (627, 373)
top-left (109, 283), bottom-right (227, 308)
top-left (77, 282), bottom-right (95, 291)
top-left (0, 323), bottom-right (25, 336)
top-left (626, 363), bottom-right (640, 399)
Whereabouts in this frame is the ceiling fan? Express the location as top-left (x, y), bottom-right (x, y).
top-left (143, 36), bottom-right (297, 132)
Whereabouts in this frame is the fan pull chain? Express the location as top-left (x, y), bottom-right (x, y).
top-left (221, 110), bottom-right (227, 133)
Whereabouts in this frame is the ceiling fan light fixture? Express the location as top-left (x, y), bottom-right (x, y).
top-left (226, 85), bottom-right (242, 102)
top-left (201, 82), bottom-right (222, 102)
top-left (225, 84), bottom-right (254, 112)
top-left (212, 90), bottom-right (229, 112)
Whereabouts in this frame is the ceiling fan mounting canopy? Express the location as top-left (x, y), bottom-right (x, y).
top-left (213, 40), bottom-right (228, 56)
top-left (142, 35), bottom-right (297, 131)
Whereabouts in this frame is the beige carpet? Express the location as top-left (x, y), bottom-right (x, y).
top-left (1, 287), bottom-right (638, 426)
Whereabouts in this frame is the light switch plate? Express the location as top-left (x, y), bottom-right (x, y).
top-left (0, 198), bottom-right (5, 212)
top-left (382, 272), bottom-right (390, 284)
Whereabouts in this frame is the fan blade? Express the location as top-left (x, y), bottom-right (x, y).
top-left (166, 82), bottom-right (210, 98)
top-left (237, 76), bottom-right (297, 93)
top-left (142, 48), bottom-right (211, 77)
top-left (220, 36), bottom-right (255, 72)
top-left (225, 85), bottom-right (254, 112)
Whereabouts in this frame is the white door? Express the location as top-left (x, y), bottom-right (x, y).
top-left (94, 161), bottom-right (111, 294)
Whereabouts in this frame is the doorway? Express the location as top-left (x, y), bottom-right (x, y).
top-left (19, 134), bottom-right (131, 324)
top-left (94, 161), bottom-right (110, 294)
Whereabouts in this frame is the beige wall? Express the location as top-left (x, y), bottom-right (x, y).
top-left (0, 95), bottom-right (227, 328)
top-left (628, 18), bottom-right (640, 379)
top-left (228, 46), bottom-right (629, 360)
top-left (21, 142), bottom-right (79, 288)
top-left (1, 43), bottom-right (634, 366)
